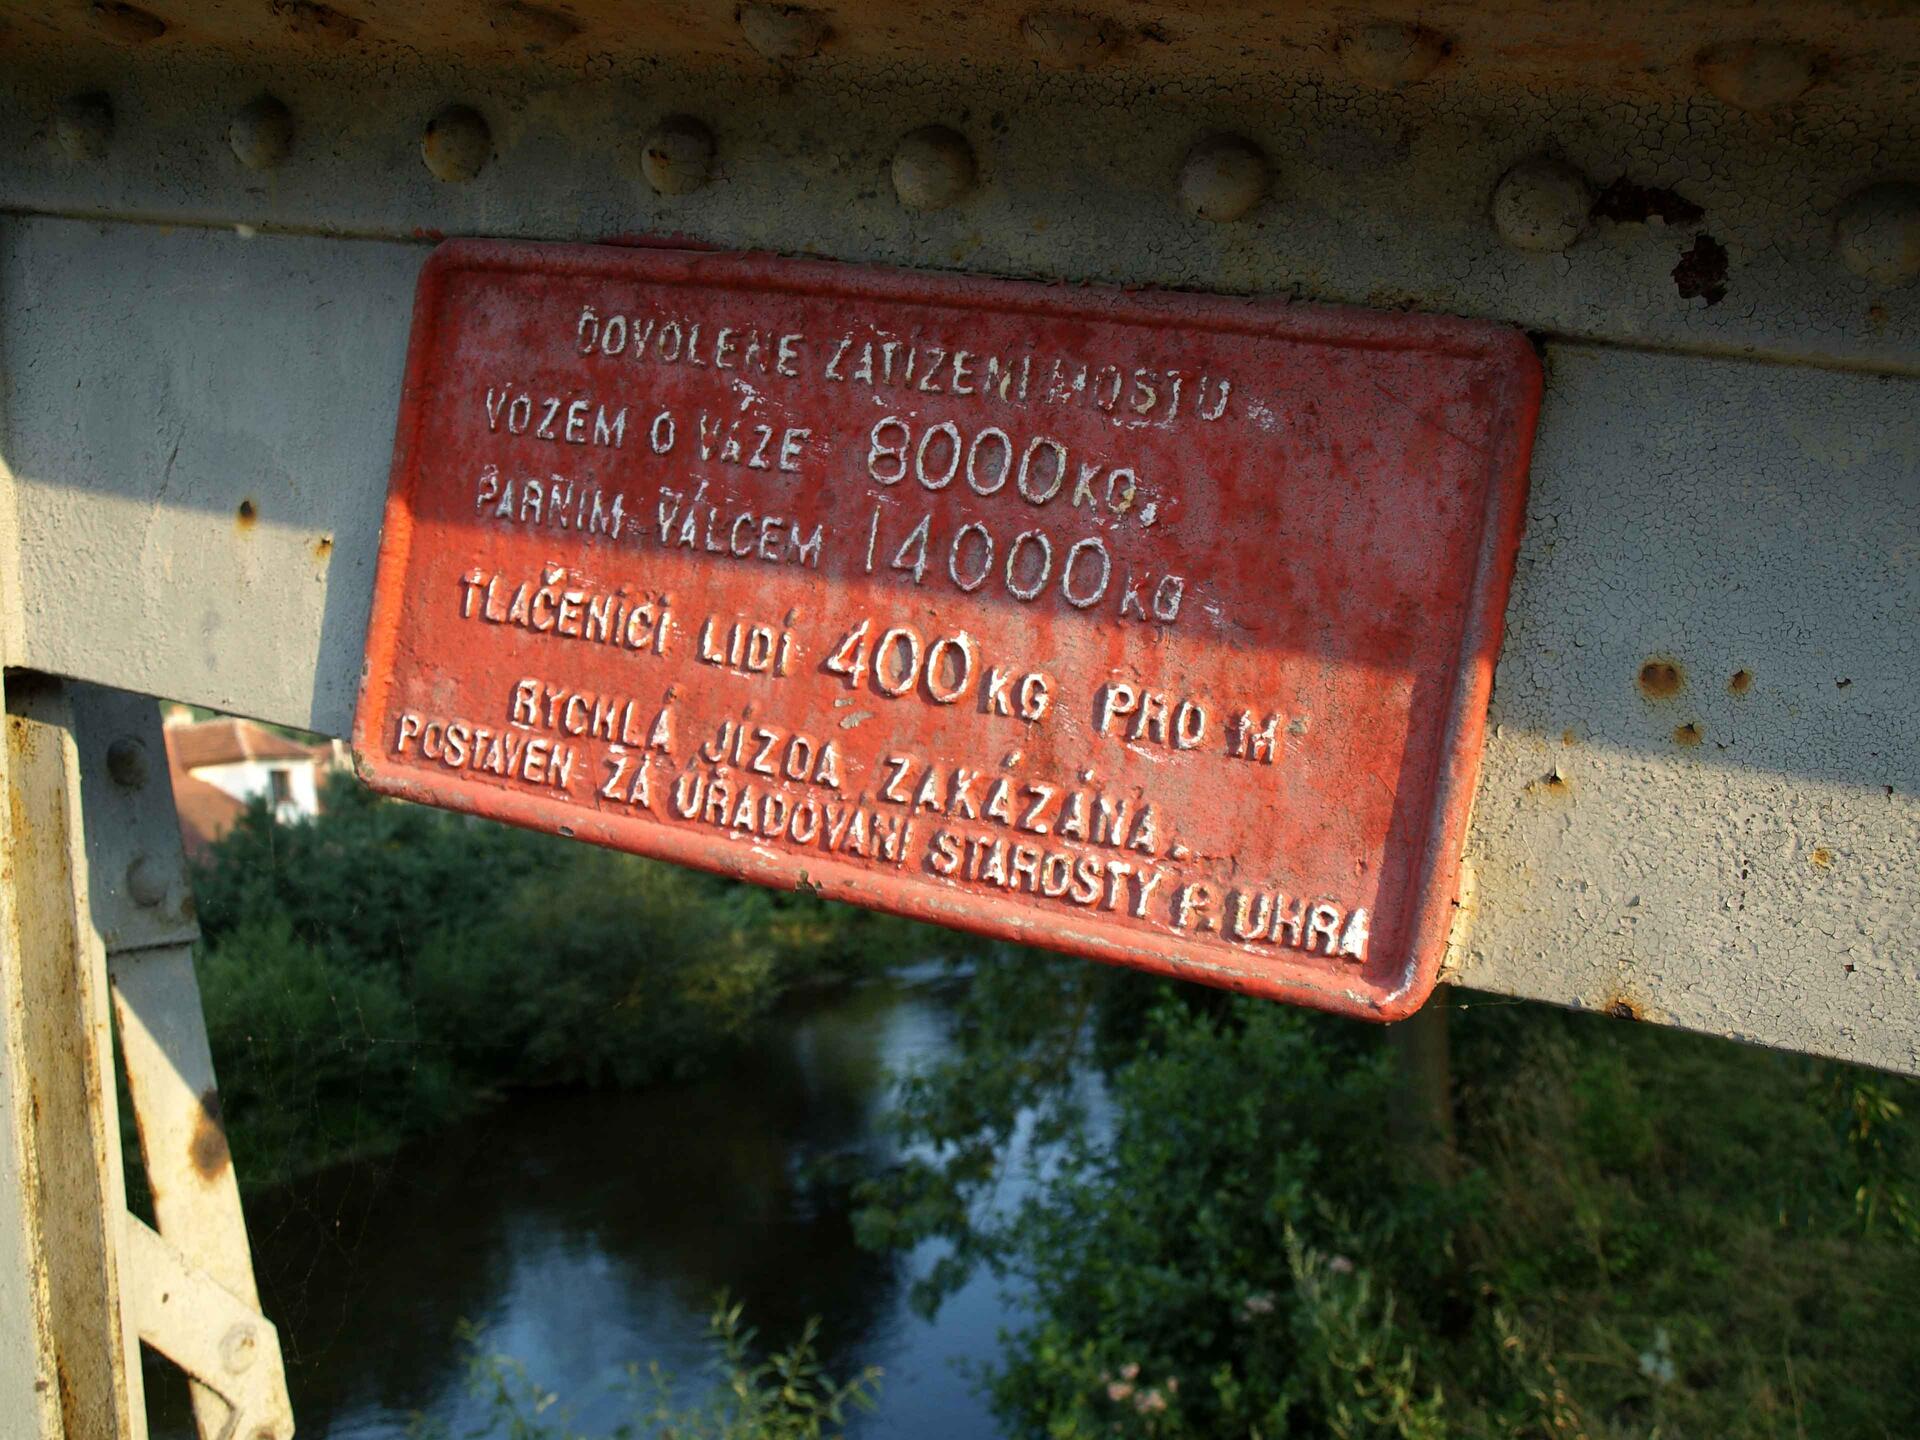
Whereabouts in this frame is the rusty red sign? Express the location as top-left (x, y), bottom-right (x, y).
top-left (354, 239), bottom-right (1539, 1019)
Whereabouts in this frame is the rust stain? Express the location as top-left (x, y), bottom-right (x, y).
top-left (313, 534), bottom-right (334, 559)
top-left (189, 1088), bottom-right (231, 1181)
top-left (1727, 668), bottom-right (1753, 695)
top-left (1560, 728), bottom-right (1577, 745)
top-left (270, 0), bottom-right (362, 43)
top-left (1811, 846), bottom-right (1833, 869)
top-left (91, 0), bottom-right (167, 43)
top-left (1604, 994), bottom-right (1642, 1021)
top-left (236, 498), bottom-right (259, 529)
top-left (1591, 176), bottom-right (1704, 226)
top-left (1673, 233), bottom-right (1729, 305)
top-left (1672, 721), bottom-right (1702, 746)
top-left (1525, 765), bottom-right (1572, 799)
top-left (1638, 658), bottom-right (1683, 697)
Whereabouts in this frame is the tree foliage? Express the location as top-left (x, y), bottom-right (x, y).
top-left (855, 949), bottom-right (1920, 1438)
top-left (192, 775), bottom-right (944, 1185)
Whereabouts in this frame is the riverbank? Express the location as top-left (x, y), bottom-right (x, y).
top-left (189, 778), bottom-right (963, 1189)
top-left (146, 965), bottom-right (1016, 1440)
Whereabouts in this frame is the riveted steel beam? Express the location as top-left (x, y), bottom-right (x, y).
top-left (0, 0), bottom-right (1915, 1070)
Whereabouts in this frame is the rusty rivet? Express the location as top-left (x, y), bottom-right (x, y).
top-left (421, 105), bottom-right (491, 183)
top-left (220, 1323), bottom-right (258, 1374)
top-left (1491, 156), bottom-right (1592, 253)
top-left (1338, 22), bottom-right (1447, 88)
top-left (229, 95), bottom-right (294, 171)
top-left (106, 736), bottom-right (150, 789)
top-left (274, 0), bottom-right (362, 44)
top-left (1020, 9), bottom-right (1121, 67)
top-left (91, 1), bottom-right (167, 44)
top-left (1696, 40), bottom-right (1816, 112)
top-left (739, 3), bottom-right (829, 61)
top-left (892, 126), bottom-right (976, 213)
top-left (52, 93), bottom-right (114, 164)
top-left (642, 116), bottom-right (714, 196)
top-left (1834, 183), bottom-right (1920, 288)
top-left (492, 0), bottom-right (579, 50)
top-left (126, 855), bottom-right (169, 908)
top-left (1178, 134), bottom-right (1268, 223)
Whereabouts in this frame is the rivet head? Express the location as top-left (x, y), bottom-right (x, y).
top-left (1491, 156), bottom-right (1592, 253)
top-left (891, 126), bottom-right (976, 213)
top-left (219, 1323), bottom-right (258, 1375)
top-left (52, 93), bottom-right (114, 163)
top-left (105, 737), bottom-right (150, 789)
top-left (1020, 9), bottom-right (1121, 67)
top-left (1178, 134), bottom-right (1268, 223)
top-left (91, 1), bottom-right (167, 44)
top-left (492, 0), bottom-right (579, 51)
top-left (1835, 183), bottom-right (1920, 288)
top-left (229, 95), bottom-right (294, 171)
top-left (739, 3), bottom-right (829, 61)
top-left (642, 116), bottom-right (714, 196)
top-left (1697, 40), bottom-right (1816, 112)
top-left (1338, 22), bottom-right (1447, 88)
top-left (421, 105), bottom-right (491, 183)
top-left (126, 855), bottom-right (169, 908)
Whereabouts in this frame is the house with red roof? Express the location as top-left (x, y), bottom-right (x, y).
top-left (162, 712), bottom-right (347, 856)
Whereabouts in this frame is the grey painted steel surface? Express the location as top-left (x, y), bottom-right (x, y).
top-left (3, 216), bottom-right (1913, 1070)
top-left (0, 676), bottom-right (148, 1439)
top-left (1, 49), bottom-right (1915, 372)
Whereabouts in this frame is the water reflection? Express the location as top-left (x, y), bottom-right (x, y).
top-left (148, 964), bottom-right (1010, 1439)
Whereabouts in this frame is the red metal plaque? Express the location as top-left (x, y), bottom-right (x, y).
top-left (354, 239), bottom-right (1539, 1019)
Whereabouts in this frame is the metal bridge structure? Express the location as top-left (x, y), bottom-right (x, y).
top-left (0, 1), bottom-right (1915, 1434)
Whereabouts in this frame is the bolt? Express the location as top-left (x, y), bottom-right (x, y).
top-left (1177, 134), bottom-right (1268, 223)
top-left (421, 105), bottom-right (491, 183)
top-left (126, 855), bottom-right (169, 908)
top-left (1834, 183), bottom-right (1920, 288)
top-left (1696, 40), bottom-right (1816, 112)
top-left (1491, 156), bottom-right (1592, 253)
top-left (91, 1), bottom-right (166, 44)
top-left (1021, 9), bottom-right (1121, 67)
top-left (641, 116), bottom-right (714, 196)
top-left (739, 3), bottom-right (829, 61)
top-left (891, 126), bottom-right (976, 213)
top-left (492, 0), bottom-right (579, 50)
top-left (1338, 22), bottom-right (1447, 88)
top-left (220, 1323), bottom-right (258, 1374)
top-left (229, 95), bottom-right (293, 171)
top-left (105, 737), bottom-right (150, 789)
top-left (52, 93), bottom-right (114, 164)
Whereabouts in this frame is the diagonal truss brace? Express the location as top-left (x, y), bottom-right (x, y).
top-left (0, 676), bottom-right (294, 1439)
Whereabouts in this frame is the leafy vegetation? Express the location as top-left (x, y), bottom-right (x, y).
top-left (184, 778), bottom-right (1920, 1434)
top-left (410, 1301), bottom-right (880, 1440)
top-left (193, 776), bottom-right (949, 1186)
top-left (854, 949), bottom-right (1920, 1438)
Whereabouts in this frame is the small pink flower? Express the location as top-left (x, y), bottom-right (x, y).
top-left (1329, 1255), bottom-right (1355, 1275)
top-left (1164, 1377), bottom-right (1180, 1395)
top-left (1120, 1362), bottom-right (1140, 1381)
top-left (1135, 1389), bottom-right (1167, 1414)
top-left (1106, 1382), bottom-right (1134, 1403)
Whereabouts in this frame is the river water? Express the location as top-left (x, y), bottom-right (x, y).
top-left (148, 964), bottom-right (1036, 1439)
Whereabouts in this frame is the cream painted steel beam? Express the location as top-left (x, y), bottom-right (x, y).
top-left (3, 218), bottom-right (1913, 1072)
top-left (0, 0), bottom-right (1915, 1072)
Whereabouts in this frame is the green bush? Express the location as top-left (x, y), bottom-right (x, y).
top-left (189, 774), bottom-right (937, 1185)
top-left (198, 912), bottom-right (461, 1187)
top-left (856, 952), bottom-right (1920, 1438)
top-left (411, 1301), bottom-right (881, 1440)
top-left (412, 846), bottom-right (778, 1090)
